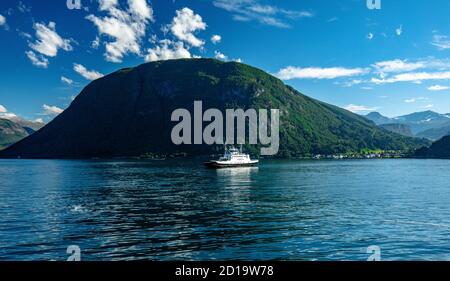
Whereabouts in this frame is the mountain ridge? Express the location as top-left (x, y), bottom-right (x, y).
top-left (364, 111), bottom-right (450, 140)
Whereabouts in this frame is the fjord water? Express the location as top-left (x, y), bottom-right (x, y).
top-left (1, 159), bottom-right (450, 261)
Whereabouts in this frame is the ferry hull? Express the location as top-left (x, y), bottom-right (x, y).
top-left (204, 161), bottom-right (259, 169)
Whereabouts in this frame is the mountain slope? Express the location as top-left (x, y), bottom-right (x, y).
top-left (0, 59), bottom-right (428, 159)
top-left (416, 121), bottom-right (450, 140)
top-left (0, 118), bottom-right (35, 150)
top-left (380, 123), bottom-right (413, 137)
top-left (365, 112), bottom-right (392, 125)
top-left (415, 135), bottom-right (450, 158)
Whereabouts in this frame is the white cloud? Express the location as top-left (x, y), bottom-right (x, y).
top-left (404, 97), bottom-right (428, 103)
top-left (0, 112), bottom-right (18, 120)
top-left (86, 0), bottom-right (153, 62)
top-left (0, 105), bottom-right (18, 120)
top-left (0, 105), bottom-right (45, 123)
top-left (211, 34), bottom-right (221, 44)
top-left (214, 51), bottom-right (228, 61)
top-left (327, 17), bottom-right (338, 23)
top-left (373, 59), bottom-right (424, 74)
top-left (91, 36), bottom-right (100, 49)
top-left (344, 104), bottom-right (379, 113)
top-left (34, 118), bottom-right (44, 123)
top-left (17, 1), bottom-right (31, 13)
top-left (213, 0), bottom-right (313, 28)
top-left (73, 64), bottom-right (104, 81)
top-left (169, 8), bottom-right (206, 48)
top-left (367, 33), bottom-right (374, 40)
top-left (145, 39), bottom-right (191, 62)
top-left (29, 22), bottom-right (73, 57)
top-left (25, 51), bottom-right (49, 68)
top-left (0, 14), bottom-right (6, 26)
top-left (431, 34), bottom-right (450, 50)
top-left (423, 104), bottom-right (434, 109)
top-left (128, 0), bottom-right (153, 20)
top-left (428, 85), bottom-right (449, 91)
top-left (371, 71), bottom-right (450, 84)
top-left (276, 66), bottom-right (366, 80)
top-left (42, 104), bottom-right (63, 116)
top-left (61, 76), bottom-right (74, 85)
top-left (370, 58), bottom-right (450, 84)
top-left (396, 25), bottom-right (403, 36)
top-left (338, 79), bottom-right (363, 87)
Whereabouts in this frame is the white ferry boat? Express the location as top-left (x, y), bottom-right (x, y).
top-left (205, 146), bottom-right (259, 168)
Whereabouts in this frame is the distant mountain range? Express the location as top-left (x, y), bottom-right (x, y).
top-left (0, 59), bottom-right (428, 159)
top-left (364, 111), bottom-right (450, 140)
top-left (0, 117), bottom-right (44, 150)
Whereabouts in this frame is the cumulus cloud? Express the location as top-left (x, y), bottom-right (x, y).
top-left (0, 14), bottom-right (6, 26)
top-left (29, 22), bottom-right (73, 57)
top-left (73, 63), bottom-right (104, 80)
top-left (0, 104), bottom-right (46, 123)
top-left (344, 104), bottom-right (379, 113)
top-left (214, 51), bottom-right (228, 61)
top-left (211, 34), bottom-right (221, 44)
top-left (169, 8), bottom-right (207, 47)
top-left (25, 22), bottom-right (72, 68)
top-left (145, 39), bottom-right (191, 62)
top-left (91, 36), bottom-right (100, 49)
top-left (428, 85), bottom-right (449, 91)
top-left (61, 76), bottom-right (74, 85)
top-left (145, 8), bottom-right (208, 62)
top-left (0, 105), bottom-right (19, 120)
top-left (25, 51), bottom-right (49, 68)
top-left (213, 0), bottom-right (313, 28)
top-left (276, 66), bottom-right (367, 80)
top-left (86, 0), bottom-right (154, 62)
top-left (42, 104), bottom-right (64, 116)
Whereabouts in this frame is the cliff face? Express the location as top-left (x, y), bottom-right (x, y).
top-left (0, 59), bottom-right (427, 159)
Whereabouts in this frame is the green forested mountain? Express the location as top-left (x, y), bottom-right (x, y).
top-left (380, 123), bottom-right (413, 137)
top-left (0, 59), bottom-right (428, 159)
top-left (415, 135), bottom-right (450, 158)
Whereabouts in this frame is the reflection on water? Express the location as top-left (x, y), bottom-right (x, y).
top-left (216, 167), bottom-right (258, 186)
top-left (1, 159), bottom-right (450, 261)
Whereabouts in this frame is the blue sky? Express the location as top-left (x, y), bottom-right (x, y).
top-left (1, 0), bottom-right (450, 123)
